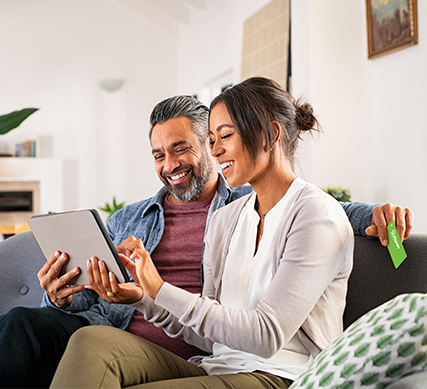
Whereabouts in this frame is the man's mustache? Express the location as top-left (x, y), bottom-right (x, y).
top-left (161, 165), bottom-right (192, 179)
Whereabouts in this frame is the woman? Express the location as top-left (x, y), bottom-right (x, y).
top-left (51, 77), bottom-right (354, 388)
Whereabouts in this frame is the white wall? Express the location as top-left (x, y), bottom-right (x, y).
top-left (1, 0), bottom-right (426, 232)
top-left (291, 0), bottom-right (427, 232)
top-left (177, 0), bottom-right (273, 100)
top-left (0, 0), bottom-right (178, 215)
top-left (178, 0), bottom-right (427, 232)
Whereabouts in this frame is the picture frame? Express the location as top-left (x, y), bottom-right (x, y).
top-left (366, 0), bottom-right (418, 59)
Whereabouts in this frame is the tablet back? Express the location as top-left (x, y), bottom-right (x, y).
top-left (28, 209), bottom-right (129, 285)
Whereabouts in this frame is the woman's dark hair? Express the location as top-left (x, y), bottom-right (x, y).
top-left (209, 77), bottom-right (319, 166)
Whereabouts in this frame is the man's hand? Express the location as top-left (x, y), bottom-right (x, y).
top-left (365, 203), bottom-right (414, 246)
top-left (37, 251), bottom-right (85, 308)
top-left (86, 257), bottom-right (143, 304)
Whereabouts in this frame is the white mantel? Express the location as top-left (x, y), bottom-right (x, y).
top-left (0, 158), bottom-right (64, 214)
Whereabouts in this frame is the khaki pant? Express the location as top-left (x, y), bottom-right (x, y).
top-left (50, 326), bottom-right (293, 389)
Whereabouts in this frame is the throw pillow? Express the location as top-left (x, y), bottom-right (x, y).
top-left (290, 293), bottom-right (427, 389)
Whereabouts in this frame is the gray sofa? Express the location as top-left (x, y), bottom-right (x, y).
top-left (1, 231), bottom-right (427, 387)
top-left (0, 231), bottom-right (45, 315)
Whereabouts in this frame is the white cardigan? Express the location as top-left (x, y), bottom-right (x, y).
top-left (132, 179), bottom-right (354, 374)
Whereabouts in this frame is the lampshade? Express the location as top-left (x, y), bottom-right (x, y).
top-left (99, 79), bottom-right (125, 92)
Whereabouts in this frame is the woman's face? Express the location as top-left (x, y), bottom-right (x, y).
top-left (209, 102), bottom-right (268, 188)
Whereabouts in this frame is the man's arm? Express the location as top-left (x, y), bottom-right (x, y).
top-left (341, 202), bottom-right (414, 246)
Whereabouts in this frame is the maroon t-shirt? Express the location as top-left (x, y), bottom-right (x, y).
top-left (126, 194), bottom-right (212, 359)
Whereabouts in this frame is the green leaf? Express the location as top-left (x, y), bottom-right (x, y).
top-left (375, 383), bottom-right (390, 389)
top-left (390, 319), bottom-right (408, 330)
top-left (371, 325), bottom-right (386, 337)
top-left (367, 310), bottom-right (381, 323)
top-left (387, 308), bottom-right (404, 321)
top-left (99, 196), bottom-right (126, 221)
top-left (372, 350), bottom-right (391, 367)
top-left (360, 372), bottom-right (379, 385)
top-left (411, 351), bottom-right (427, 366)
top-left (321, 187), bottom-right (351, 202)
top-left (415, 306), bottom-right (427, 323)
top-left (408, 323), bottom-right (425, 337)
top-left (349, 333), bottom-right (365, 346)
top-left (372, 316), bottom-right (383, 327)
top-left (319, 372), bottom-right (334, 387)
top-left (299, 374), bottom-right (310, 386)
top-left (384, 299), bottom-right (399, 312)
top-left (99, 204), bottom-right (112, 213)
top-left (306, 383), bottom-right (314, 389)
top-left (377, 334), bottom-right (396, 349)
top-left (340, 363), bottom-right (358, 379)
top-left (333, 381), bottom-right (355, 389)
top-left (316, 361), bottom-right (329, 375)
top-left (422, 334), bottom-right (427, 346)
top-left (397, 342), bottom-right (416, 358)
top-left (354, 343), bottom-right (371, 358)
top-left (0, 108), bottom-right (39, 135)
top-left (331, 344), bottom-right (345, 356)
top-left (334, 351), bottom-right (349, 366)
top-left (409, 296), bottom-right (418, 312)
top-left (316, 352), bottom-right (329, 366)
top-left (385, 363), bottom-right (405, 378)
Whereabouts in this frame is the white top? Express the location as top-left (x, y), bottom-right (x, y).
top-left (133, 177), bottom-right (354, 381)
top-left (199, 178), bottom-right (314, 379)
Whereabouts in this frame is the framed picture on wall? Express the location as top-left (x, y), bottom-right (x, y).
top-left (366, 0), bottom-right (418, 59)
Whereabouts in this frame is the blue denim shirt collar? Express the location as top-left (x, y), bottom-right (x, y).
top-left (141, 173), bottom-right (234, 220)
top-left (140, 186), bottom-right (168, 219)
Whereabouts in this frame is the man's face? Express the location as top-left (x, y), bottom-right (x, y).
top-left (151, 117), bottom-right (213, 204)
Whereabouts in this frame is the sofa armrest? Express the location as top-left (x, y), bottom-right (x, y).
top-left (0, 232), bottom-right (46, 316)
top-left (344, 233), bottom-right (427, 329)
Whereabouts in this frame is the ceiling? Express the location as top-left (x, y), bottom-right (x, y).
top-left (113, 0), bottom-right (207, 36)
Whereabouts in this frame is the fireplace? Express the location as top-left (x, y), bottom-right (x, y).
top-left (0, 180), bottom-right (40, 237)
top-left (0, 157), bottom-right (64, 238)
top-left (0, 191), bottom-right (33, 212)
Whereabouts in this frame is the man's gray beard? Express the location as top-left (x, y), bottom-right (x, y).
top-left (167, 153), bottom-right (213, 203)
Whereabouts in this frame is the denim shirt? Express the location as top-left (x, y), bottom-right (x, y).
top-left (40, 174), bottom-right (253, 328)
top-left (41, 174), bottom-right (375, 329)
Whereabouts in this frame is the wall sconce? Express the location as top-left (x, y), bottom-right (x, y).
top-left (99, 79), bottom-right (125, 92)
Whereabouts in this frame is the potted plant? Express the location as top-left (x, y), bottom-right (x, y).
top-left (322, 186), bottom-right (351, 202)
top-left (99, 196), bottom-right (126, 221)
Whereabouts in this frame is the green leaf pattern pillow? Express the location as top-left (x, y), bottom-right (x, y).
top-left (290, 293), bottom-right (427, 388)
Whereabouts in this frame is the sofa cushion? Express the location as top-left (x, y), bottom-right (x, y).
top-left (290, 293), bottom-right (427, 389)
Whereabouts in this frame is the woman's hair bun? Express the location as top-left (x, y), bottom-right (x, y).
top-left (294, 100), bottom-right (318, 132)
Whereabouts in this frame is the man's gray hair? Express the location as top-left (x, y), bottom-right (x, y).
top-left (149, 95), bottom-right (209, 145)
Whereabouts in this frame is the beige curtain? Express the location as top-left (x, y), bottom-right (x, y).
top-left (241, 0), bottom-right (290, 90)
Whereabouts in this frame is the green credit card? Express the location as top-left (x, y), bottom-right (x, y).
top-left (387, 220), bottom-right (407, 268)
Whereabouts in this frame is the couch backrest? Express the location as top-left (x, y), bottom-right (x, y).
top-left (2, 231), bottom-right (427, 330)
top-left (344, 233), bottom-right (427, 329)
top-left (0, 231), bottom-right (46, 316)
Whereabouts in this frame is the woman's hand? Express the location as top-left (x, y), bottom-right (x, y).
top-left (86, 257), bottom-right (143, 304)
top-left (117, 236), bottom-right (164, 300)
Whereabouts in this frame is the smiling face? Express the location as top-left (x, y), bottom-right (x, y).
top-left (209, 103), bottom-right (268, 188)
top-left (151, 116), bottom-right (215, 204)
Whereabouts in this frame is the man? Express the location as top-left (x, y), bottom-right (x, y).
top-left (0, 95), bottom-right (413, 388)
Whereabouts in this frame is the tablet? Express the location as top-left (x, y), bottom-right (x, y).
top-left (28, 209), bottom-right (130, 285)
